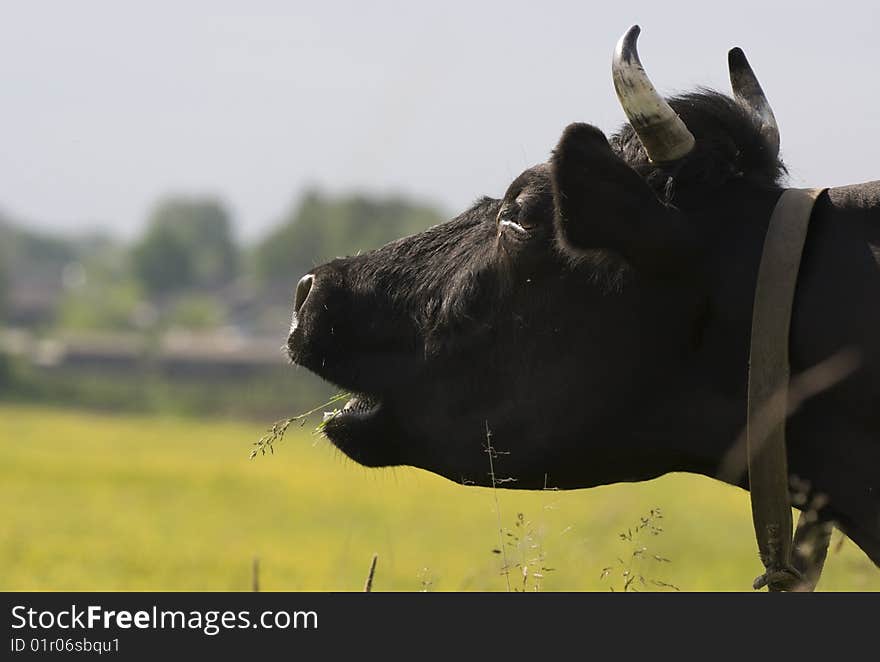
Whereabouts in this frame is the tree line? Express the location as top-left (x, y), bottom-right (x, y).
top-left (0, 190), bottom-right (445, 334)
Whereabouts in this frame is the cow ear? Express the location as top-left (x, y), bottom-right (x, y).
top-left (551, 122), bottom-right (695, 274)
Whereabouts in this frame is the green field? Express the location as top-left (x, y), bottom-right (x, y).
top-left (1, 405), bottom-right (877, 591)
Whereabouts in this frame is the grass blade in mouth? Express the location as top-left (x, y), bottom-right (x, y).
top-left (250, 392), bottom-right (349, 459)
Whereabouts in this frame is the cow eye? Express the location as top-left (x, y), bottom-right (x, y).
top-left (499, 217), bottom-right (528, 235)
top-left (497, 201), bottom-right (530, 236)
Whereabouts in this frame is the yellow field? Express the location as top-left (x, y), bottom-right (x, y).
top-left (0, 404), bottom-right (876, 591)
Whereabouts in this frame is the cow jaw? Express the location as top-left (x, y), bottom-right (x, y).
top-left (320, 393), bottom-right (403, 467)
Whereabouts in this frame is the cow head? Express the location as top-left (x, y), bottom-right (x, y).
top-left (286, 27), bottom-right (787, 490)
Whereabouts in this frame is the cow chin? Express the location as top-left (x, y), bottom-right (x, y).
top-left (320, 394), bottom-right (405, 468)
top-left (319, 390), bottom-right (485, 484)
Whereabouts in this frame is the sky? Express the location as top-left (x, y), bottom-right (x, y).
top-left (1, 0), bottom-right (877, 242)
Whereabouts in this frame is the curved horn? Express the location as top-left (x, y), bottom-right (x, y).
top-left (612, 25), bottom-right (695, 163)
top-left (728, 47), bottom-right (780, 157)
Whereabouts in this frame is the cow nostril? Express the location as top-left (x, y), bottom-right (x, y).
top-left (294, 274), bottom-right (314, 314)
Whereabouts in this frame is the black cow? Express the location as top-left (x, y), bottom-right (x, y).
top-left (287, 28), bottom-right (880, 568)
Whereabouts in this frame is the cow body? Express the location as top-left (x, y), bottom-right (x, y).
top-left (786, 182), bottom-right (880, 561)
top-left (286, 43), bottom-right (880, 570)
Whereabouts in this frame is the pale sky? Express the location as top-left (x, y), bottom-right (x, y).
top-left (1, 0), bottom-right (877, 241)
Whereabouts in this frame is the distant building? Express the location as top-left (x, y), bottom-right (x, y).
top-left (0, 328), bottom-right (287, 379)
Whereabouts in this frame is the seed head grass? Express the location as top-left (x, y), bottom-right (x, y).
top-left (601, 508), bottom-right (680, 592)
top-left (250, 392), bottom-right (349, 459)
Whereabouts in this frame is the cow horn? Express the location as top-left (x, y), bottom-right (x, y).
top-left (612, 25), bottom-right (695, 163)
top-left (728, 47), bottom-right (780, 158)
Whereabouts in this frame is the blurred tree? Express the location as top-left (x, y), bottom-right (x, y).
top-left (133, 198), bottom-right (238, 295)
top-left (56, 268), bottom-right (141, 331)
top-left (166, 293), bottom-right (226, 330)
top-left (53, 234), bottom-right (149, 332)
top-left (0, 214), bottom-right (78, 327)
top-left (0, 216), bottom-right (77, 269)
top-left (57, 279), bottom-right (142, 331)
top-left (256, 190), bottom-right (445, 286)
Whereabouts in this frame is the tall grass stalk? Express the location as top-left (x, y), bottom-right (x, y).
top-left (485, 421), bottom-right (512, 592)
